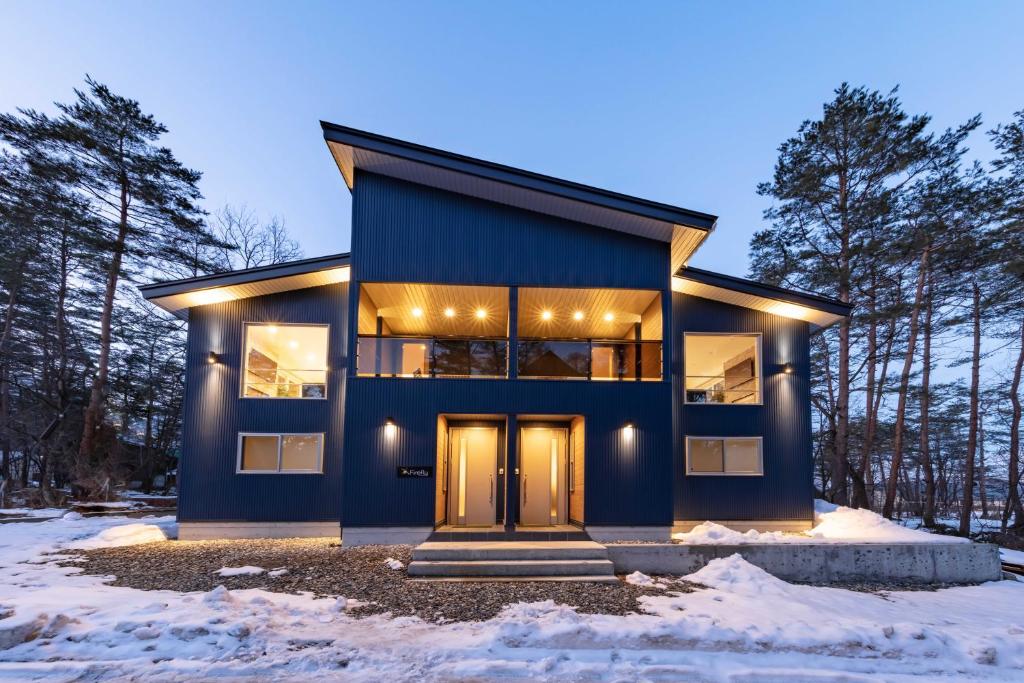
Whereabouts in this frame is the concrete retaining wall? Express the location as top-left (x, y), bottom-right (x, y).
top-left (606, 542), bottom-right (1003, 584)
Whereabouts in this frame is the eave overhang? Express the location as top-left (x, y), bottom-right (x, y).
top-left (672, 266), bottom-right (852, 330)
top-left (139, 253), bottom-right (351, 319)
top-left (322, 122), bottom-right (717, 272)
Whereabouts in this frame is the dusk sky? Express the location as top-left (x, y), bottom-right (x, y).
top-left (4, 1), bottom-right (1022, 277)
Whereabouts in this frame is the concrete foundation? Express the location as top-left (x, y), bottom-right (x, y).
top-left (606, 542), bottom-right (1003, 584)
top-left (672, 519), bottom-right (814, 533)
top-left (586, 526), bottom-right (672, 542)
top-left (178, 521), bottom-right (340, 540)
top-left (342, 526), bottom-right (433, 546)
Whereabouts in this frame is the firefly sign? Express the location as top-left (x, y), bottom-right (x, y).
top-left (397, 466), bottom-right (433, 478)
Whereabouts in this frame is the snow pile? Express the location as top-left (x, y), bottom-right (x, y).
top-left (384, 557), bottom-right (404, 570)
top-left (215, 565), bottom-right (266, 577)
top-left (624, 570), bottom-right (659, 587)
top-left (67, 522), bottom-right (168, 549)
top-left (673, 500), bottom-right (968, 544)
top-left (268, 567), bottom-right (289, 577)
top-left (684, 554), bottom-right (792, 596)
top-left (809, 499), bottom-right (967, 543)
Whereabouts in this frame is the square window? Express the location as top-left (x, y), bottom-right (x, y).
top-left (240, 435), bottom-right (279, 471)
top-left (238, 433), bottom-right (324, 473)
top-left (243, 324), bottom-right (328, 398)
top-left (689, 439), bottom-right (724, 472)
top-left (281, 435), bottom-right (321, 471)
top-left (724, 438), bottom-right (762, 474)
top-left (684, 334), bottom-right (761, 404)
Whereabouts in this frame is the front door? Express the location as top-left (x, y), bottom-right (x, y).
top-left (447, 427), bottom-right (498, 526)
top-left (519, 427), bottom-right (568, 526)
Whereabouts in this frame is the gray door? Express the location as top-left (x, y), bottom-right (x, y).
top-left (519, 427), bottom-right (568, 526)
top-left (447, 427), bottom-right (497, 526)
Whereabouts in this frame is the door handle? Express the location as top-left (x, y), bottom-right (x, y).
top-left (523, 474), bottom-right (527, 504)
top-left (489, 474), bottom-right (493, 505)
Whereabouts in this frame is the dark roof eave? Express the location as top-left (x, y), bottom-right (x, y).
top-left (676, 266), bottom-right (852, 317)
top-left (138, 253), bottom-right (351, 300)
top-left (320, 121), bottom-right (717, 232)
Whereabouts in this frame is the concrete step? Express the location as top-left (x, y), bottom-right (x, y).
top-left (412, 541), bottom-right (609, 562)
top-left (407, 558), bottom-right (616, 577)
top-left (409, 574), bottom-right (620, 584)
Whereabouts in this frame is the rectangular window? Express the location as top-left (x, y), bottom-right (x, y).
top-left (686, 437), bottom-right (763, 476)
top-left (243, 324), bottom-right (328, 398)
top-left (684, 333), bottom-right (761, 404)
top-left (238, 433), bottom-right (324, 473)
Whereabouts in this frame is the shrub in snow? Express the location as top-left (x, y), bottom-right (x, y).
top-left (214, 566), bottom-right (265, 577)
top-left (384, 557), bottom-right (404, 570)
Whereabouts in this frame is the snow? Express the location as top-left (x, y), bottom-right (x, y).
top-left (623, 571), bottom-right (665, 588)
top-left (673, 499), bottom-right (969, 544)
top-left (214, 566), bottom-right (265, 577)
top-left (0, 507), bottom-right (65, 519)
top-left (67, 522), bottom-right (169, 550)
top-left (384, 557), bottom-right (404, 570)
top-left (0, 515), bottom-right (1022, 680)
top-left (1003, 547), bottom-right (1024, 565)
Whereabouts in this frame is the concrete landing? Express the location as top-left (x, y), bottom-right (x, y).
top-left (408, 541), bottom-right (617, 581)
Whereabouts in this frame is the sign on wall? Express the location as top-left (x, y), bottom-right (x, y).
top-left (397, 466), bottom-right (433, 478)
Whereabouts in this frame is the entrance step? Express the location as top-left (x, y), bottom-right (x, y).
top-left (407, 541), bottom-right (618, 582)
top-left (409, 574), bottom-right (619, 584)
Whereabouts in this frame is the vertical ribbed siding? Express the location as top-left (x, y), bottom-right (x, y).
top-left (178, 284), bottom-right (348, 522)
top-left (352, 171), bottom-right (667, 289)
top-left (672, 292), bottom-right (813, 521)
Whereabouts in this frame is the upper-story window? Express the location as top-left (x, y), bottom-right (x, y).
top-left (243, 323), bottom-right (329, 398)
top-left (684, 333), bottom-right (761, 404)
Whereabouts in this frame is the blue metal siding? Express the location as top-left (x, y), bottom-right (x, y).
top-left (178, 284), bottom-right (348, 522)
top-left (672, 292), bottom-right (813, 521)
top-left (351, 171), bottom-right (667, 289)
top-left (342, 378), bottom-right (673, 527)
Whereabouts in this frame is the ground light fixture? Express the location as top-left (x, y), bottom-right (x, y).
top-left (384, 417), bottom-right (397, 439)
top-left (207, 351), bottom-right (219, 364)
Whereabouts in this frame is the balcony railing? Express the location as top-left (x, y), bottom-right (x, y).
top-left (684, 375), bottom-right (760, 404)
top-left (517, 339), bottom-right (662, 381)
top-left (357, 335), bottom-right (508, 378)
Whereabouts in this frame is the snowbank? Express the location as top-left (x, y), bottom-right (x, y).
top-left (672, 499), bottom-right (969, 544)
top-left (67, 522), bottom-right (168, 549)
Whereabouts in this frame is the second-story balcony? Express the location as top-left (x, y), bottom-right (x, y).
top-left (355, 282), bottom-right (663, 381)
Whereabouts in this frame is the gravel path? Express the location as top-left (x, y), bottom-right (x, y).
top-left (65, 539), bottom-right (700, 622)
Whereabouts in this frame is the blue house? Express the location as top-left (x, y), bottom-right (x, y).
top-left (140, 123), bottom-right (850, 545)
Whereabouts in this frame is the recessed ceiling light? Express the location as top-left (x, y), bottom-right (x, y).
top-left (573, 311), bottom-right (584, 321)
top-left (288, 340), bottom-right (299, 349)
top-left (475, 308), bottom-right (487, 319)
top-left (267, 325), bottom-right (279, 334)
top-left (541, 310), bottom-right (553, 321)
top-left (411, 307), bottom-right (423, 318)
top-left (604, 312), bottom-right (614, 322)
top-left (444, 307), bottom-right (456, 318)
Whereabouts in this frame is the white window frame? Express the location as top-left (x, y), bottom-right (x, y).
top-left (685, 436), bottom-right (764, 476)
top-left (682, 332), bottom-right (763, 406)
top-left (240, 322), bottom-right (330, 400)
top-left (236, 432), bottom-right (325, 474)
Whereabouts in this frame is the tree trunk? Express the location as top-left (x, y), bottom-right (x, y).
top-left (958, 282), bottom-right (982, 536)
top-left (883, 246), bottom-right (929, 518)
top-left (920, 269), bottom-right (936, 527)
top-left (852, 283), bottom-right (878, 510)
top-left (1003, 318), bottom-right (1024, 532)
top-left (978, 418), bottom-right (988, 517)
top-left (78, 173), bottom-right (130, 484)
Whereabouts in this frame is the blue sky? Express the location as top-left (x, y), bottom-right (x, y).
top-left (3, 1), bottom-right (1022, 276)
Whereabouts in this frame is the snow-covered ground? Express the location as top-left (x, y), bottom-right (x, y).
top-left (0, 514), bottom-right (1022, 681)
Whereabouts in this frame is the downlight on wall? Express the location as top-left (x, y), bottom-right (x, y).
top-left (384, 417), bottom-right (397, 440)
top-left (783, 362), bottom-right (795, 374)
top-left (622, 421), bottom-right (635, 441)
top-left (207, 351), bottom-right (220, 365)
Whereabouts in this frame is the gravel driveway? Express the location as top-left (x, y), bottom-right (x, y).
top-left (66, 538), bottom-right (701, 622)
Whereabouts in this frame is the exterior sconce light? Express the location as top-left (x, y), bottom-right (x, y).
top-left (384, 417), bottom-right (397, 439)
top-left (207, 351), bottom-right (219, 365)
top-left (622, 421), bottom-right (635, 440)
top-left (783, 362), bottom-right (794, 375)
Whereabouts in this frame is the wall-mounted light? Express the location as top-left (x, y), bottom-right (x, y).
top-left (783, 362), bottom-right (794, 375)
top-left (622, 421), bottom-right (635, 441)
top-left (384, 417), bottom-right (397, 439)
top-left (207, 351), bottom-right (220, 365)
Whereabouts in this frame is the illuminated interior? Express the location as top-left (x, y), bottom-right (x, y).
top-left (243, 324), bottom-right (329, 397)
top-left (684, 333), bottom-right (760, 404)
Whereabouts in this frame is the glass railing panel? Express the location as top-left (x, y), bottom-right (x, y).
top-left (356, 336), bottom-right (507, 378)
top-left (685, 375), bottom-right (760, 404)
top-left (517, 340), bottom-right (590, 378)
top-left (519, 339), bottom-right (662, 380)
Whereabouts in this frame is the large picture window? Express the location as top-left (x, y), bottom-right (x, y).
top-left (686, 437), bottom-right (763, 476)
top-left (243, 324), bottom-right (328, 398)
top-left (684, 333), bottom-right (761, 404)
top-left (237, 433), bottom-right (324, 473)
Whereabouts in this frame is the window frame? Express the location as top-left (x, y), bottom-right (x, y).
top-left (236, 432), bottom-right (325, 474)
top-left (240, 322), bottom-right (330, 400)
top-left (685, 436), bottom-right (764, 477)
top-left (682, 332), bottom-right (763, 406)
